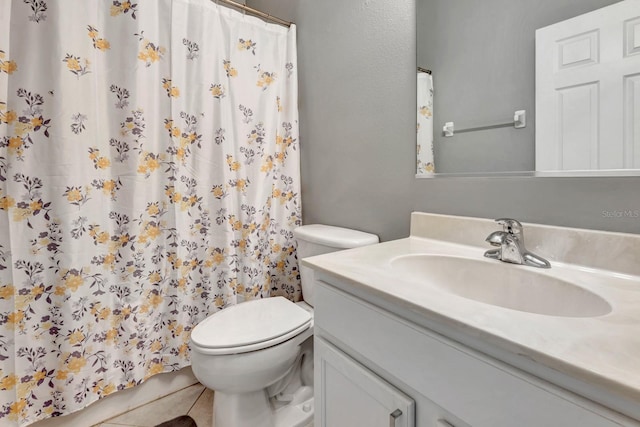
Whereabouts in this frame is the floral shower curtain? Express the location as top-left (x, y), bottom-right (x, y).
top-left (417, 71), bottom-right (434, 174)
top-left (0, 1), bottom-right (300, 425)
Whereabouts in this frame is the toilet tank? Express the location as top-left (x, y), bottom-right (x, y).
top-left (293, 224), bottom-right (379, 307)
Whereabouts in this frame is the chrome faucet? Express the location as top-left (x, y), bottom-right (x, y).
top-left (484, 218), bottom-right (550, 268)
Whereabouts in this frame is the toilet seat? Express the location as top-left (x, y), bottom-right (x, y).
top-left (191, 297), bottom-right (312, 356)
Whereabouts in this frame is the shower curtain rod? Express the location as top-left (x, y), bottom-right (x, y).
top-left (214, 0), bottom-right (294, 27)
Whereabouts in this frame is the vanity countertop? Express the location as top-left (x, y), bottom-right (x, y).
top-left (302, 213), bottom-right (640, 420)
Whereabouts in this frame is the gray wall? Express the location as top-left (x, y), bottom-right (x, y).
top-left (417, 0), bottom-right (620, 174)
top-left (249, 0), bottom-right (640, 241)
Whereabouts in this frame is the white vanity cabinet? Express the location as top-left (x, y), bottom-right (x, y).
top-left (313, 279), bottom-right (638, 427)
top-left (315, 337), bottom-right (415, 427)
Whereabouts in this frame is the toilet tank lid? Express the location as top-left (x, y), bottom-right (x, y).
top-left (293, 224), bottom-right (379, 249)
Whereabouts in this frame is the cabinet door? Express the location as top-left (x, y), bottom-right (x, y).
top-left (315, 337), bottom-right (415, 427)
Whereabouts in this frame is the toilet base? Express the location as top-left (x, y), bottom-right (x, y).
top-left (214, 390), bottom-right (273, 427)
top-left (273, 395), bottom-right (314, 427)
top-left (213, 388), bottom-right (313, 427)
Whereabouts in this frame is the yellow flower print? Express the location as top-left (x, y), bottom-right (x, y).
top-left (63, 53), bottom-right (91, 78)
top-left (0, 60), bottom-right (17, 75)
top-left (30, 286), bottom-right (44, 297)
top-left (148, 271), bottom-right (161, 284)
top-left (161, 78), bottom-right (180, 98)
top-left (226, 155), bottom-right (240, 171)
top-left (211, 184), bottom-right (228, 200)
top-left (91, 304), bottom-right (111, 321)
top-left (212, 251), bottom-right (225, 265)
top-left (1, 109), bottom-right (17, 124)
top-left (223, 60), bottom-right (237, 78)
top-left (230, 179), bottom-right (248, 193)
top-left (0, 196), bottom-right (15, 210)
top-left (146, 225), bottom-right (161, 239)
top-left (276, 96), bottom-right (283, 112)
top-left (65, 273), bottom-right (84, 292)
top-left (0, 50), bottom-right (17, 74)
top-left (177, 343), bottom-right (188, 357)
top-left (136, 32), bottom-right (166, 67)
top-left (237, 38), bottom-right (256, 55)
top-left (29, 200), bottom-right (42, 212)
top-left (68, 329), bottom-right (86, 345)
top-left (146, 360), bottom-right (165, 378)
top-left (87, 26), bottom-right (111, 51)
top-left (103, 253), bottom-right (116, 266)
top-left (97, 157), bottom-right (110, 169)
top-left (91, 178), bottom-right (121, 201)
top-left (6, 310), bottom-right (24, 330)
top-left (256, 67), bottom-right (276, 91)
top-left (419, 106), bottom-right (432, 118)
top-left (110, 1), bottom-right (138, 19)
top-left (32, 370), bottom-right (46, 383)
top-left (31, 117), bottom-right (43, 127)
top-left (92, 379), bottom-right (117, 396)
top-left (146, 202), bottom-right (160, 216)
top-left (274, 151), bottom-right (286, 164)
top-left (210, 83), bottom-right (226, 99)
top-left (105, 329), bottom-right (118, 343)
top-left (4, 89), bottom-right (51, 160)
top-left (148, 292), bottom-right (163, 307)
top-left (67, 355), bottom-right (87, 374)
top-left (14, 122), bottom-right (31, 137)
top-left (96, 39), bottom-right (110, 51)
top-left (8, 398), bottom-right (27, 420)
top-left (12, 208), bottom-right (31, 222)
top-left (0, 374), bottom-right (17, 390)
top-left (0, 285), bottom-right (14, 299)
top-left (261, 156), bottom-right (274, 173)
top-left (229, 216), bottom-right (243, 231)
top-left (214, 294), bottom-right (224, 307)
top-left (88, 148), bottom-right (110, 169)
top-left (137, 152), bottom-right (163, 177)
top-left (63, 186), bottom-right (90, 206)
top-left (150, 340), bottom-right (163, 352)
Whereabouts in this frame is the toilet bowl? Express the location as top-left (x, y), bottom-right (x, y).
top-left (190, 225), bottom-right (379, 427)
top-left (191, 297), bottom-right (314, 427)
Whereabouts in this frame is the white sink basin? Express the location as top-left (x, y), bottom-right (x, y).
top-left (391, 255), bottom-right (612, 318)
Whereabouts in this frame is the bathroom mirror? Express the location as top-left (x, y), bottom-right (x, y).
top-left (416, 0), bottom-right (640, 177)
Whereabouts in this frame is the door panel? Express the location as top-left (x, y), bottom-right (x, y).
top-left (536, 0), bottom-right (640, 171)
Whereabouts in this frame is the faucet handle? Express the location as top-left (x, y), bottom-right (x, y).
top-left (495, 218), bottom-right (523, 235)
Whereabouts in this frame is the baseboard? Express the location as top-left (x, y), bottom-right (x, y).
top-left (30, 367), bottom-right (198, 427)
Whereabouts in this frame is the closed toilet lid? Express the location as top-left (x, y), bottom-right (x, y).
top-left (190, 297), bottom-right (312, 354)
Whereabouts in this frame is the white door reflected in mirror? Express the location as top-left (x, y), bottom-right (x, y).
top-left (536, 0), bottom-right (640, 172)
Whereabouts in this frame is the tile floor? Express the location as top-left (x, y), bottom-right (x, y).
top-left (95, 384), bottom-right (214, 427)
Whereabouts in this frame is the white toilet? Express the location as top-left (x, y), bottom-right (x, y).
top-left (190, 224), bottom-right (379, 427)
